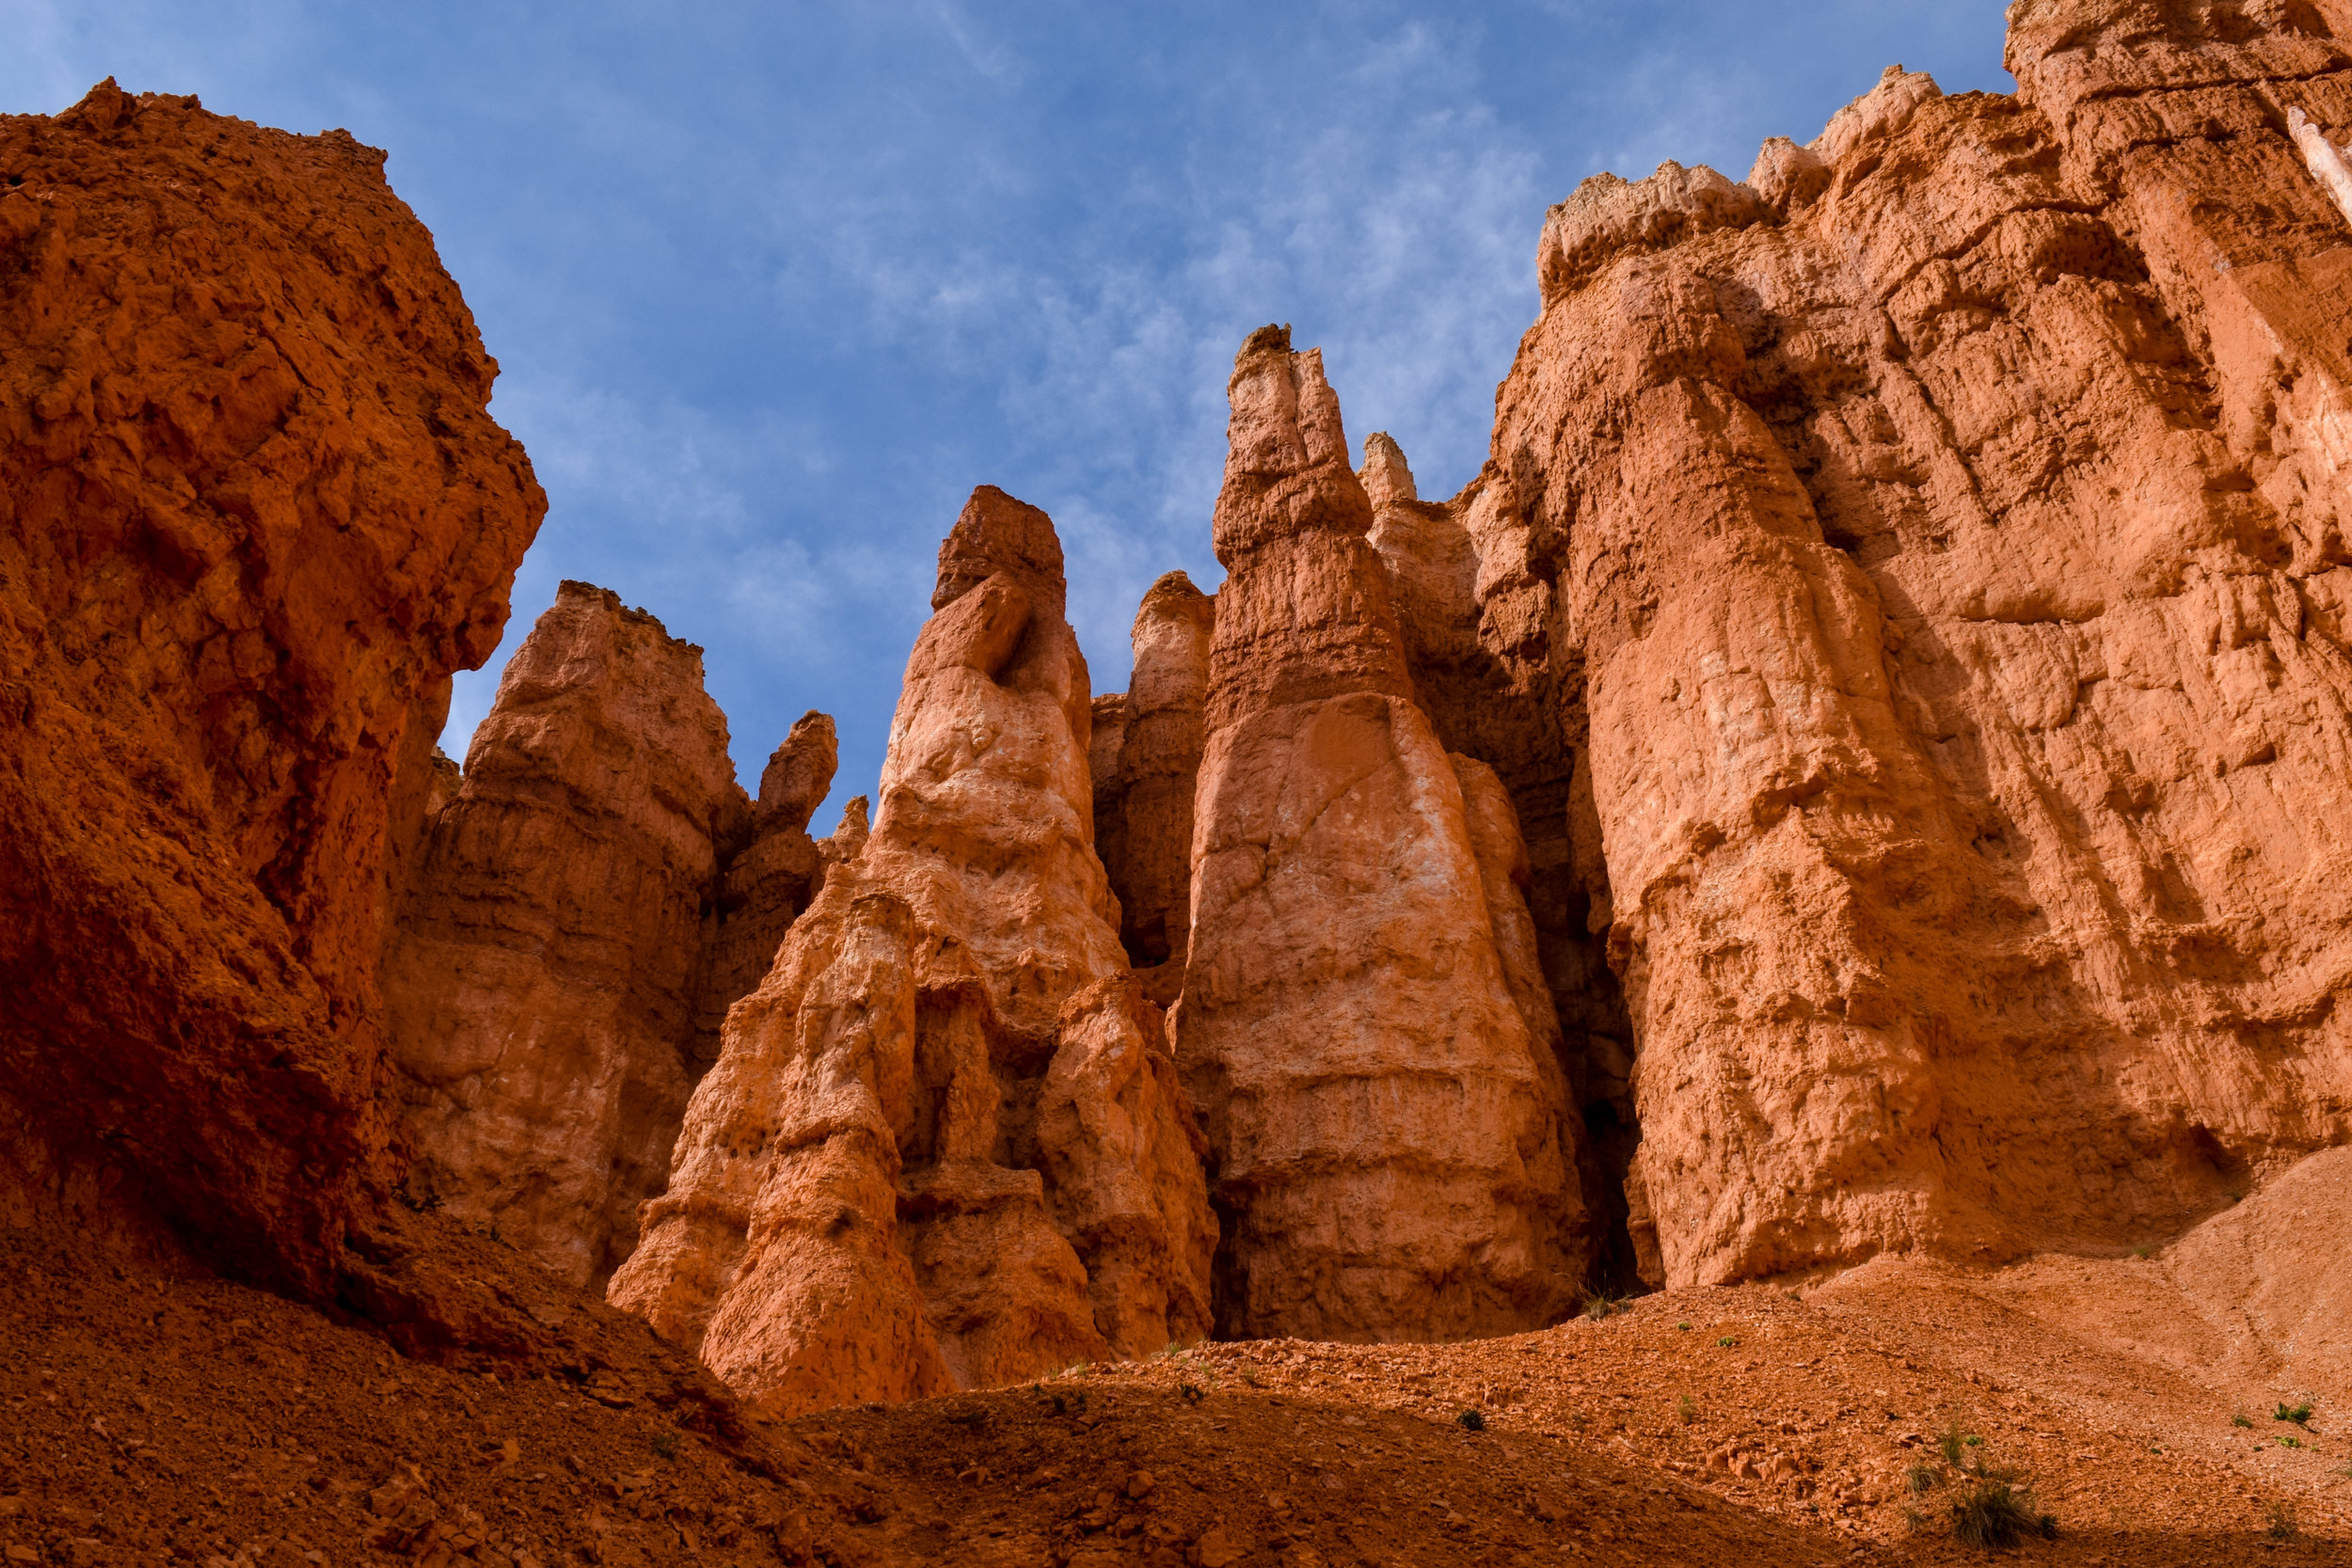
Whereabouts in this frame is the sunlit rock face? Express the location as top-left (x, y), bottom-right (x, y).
top-left (610, 486), bottom-right (1215, 1416)
top-left (1172, 327), bottom-right (1591, 1343)
top-left (1486, 3), bottom-right (2352, 1288)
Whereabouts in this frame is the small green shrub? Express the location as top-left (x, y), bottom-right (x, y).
top-left (1716, 1337), bottom-right (1740, 1348)
top-left (1950, 1479), bottom-right (2050, 1549)
top-left (650, 1431), bottom-right (680, 1461)
top-left (2232, 1412), bottom-right (2254, 1429)
top-left (2131, 1245), bottom-right (2151, 1259)
top-left (2275, 1400), bottom-right (2314, 1425)
top-left (1677, 1394), bottom-right (1698, 1425)
top-left (2266, 1501), bottom-right (2298, 1541)
top-left (1936, 1417), bottom-right (1975, 1468)
top-left (1457, 1409), bottom-right (1486, 1433)
top-left (2279, 1434), bottom-right (2303, 1449)
top-left (1677, 1321), bottom-right (1692, 1332)
top-left (1178, 1382), bottom-right (1206, 1405)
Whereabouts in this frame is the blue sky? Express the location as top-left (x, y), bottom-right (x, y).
top-left (7, 2), bottom-right (2011, 820)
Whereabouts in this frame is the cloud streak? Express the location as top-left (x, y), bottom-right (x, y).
top-left (2, 0), bottom-right (2013, 811)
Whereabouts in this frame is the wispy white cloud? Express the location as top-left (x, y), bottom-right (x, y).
top-left (4, 0), bottom-right (2013, 810)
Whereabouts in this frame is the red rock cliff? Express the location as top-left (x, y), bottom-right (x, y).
top-left (1476, 0), bottom-right (2352, 1286)
top-left (0, 81), bottom-right (543, 1297)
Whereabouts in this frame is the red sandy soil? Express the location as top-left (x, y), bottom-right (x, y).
top-left (5, 1159), bottom-right (2346, 1567)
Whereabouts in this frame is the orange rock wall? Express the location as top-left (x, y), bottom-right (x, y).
top-left (1477, 0), bottom-right (2352, 1286)
top-left (0, 81), bottom-right (543, 1296)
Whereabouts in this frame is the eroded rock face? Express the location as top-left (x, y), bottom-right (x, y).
top-left (1174, 328), bottom-right (1588, 1341)
top-left (610, 487), bottom-right (1214, 1415)
top-left (383, 584), bottom-right (832, 1290)
top-left (1093, 571), bottom-right (1216, 1005)
top-left (0, 81), bottom-right (543, 1294)
top-left (1483, 0), bottom-right (2352, 1286)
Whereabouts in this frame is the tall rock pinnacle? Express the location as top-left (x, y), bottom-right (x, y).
top-left (1173, 327), bottom-right (1589, 1340)
top-left (609, 486), bottom-right (1215, 1414)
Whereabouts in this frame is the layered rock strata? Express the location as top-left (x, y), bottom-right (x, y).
top-left (1479, 0), bottom-right (2352, 1286)
top-left (1174, 328), bottom-right (1588, 1341)
top-left (610, 486), bottom-right (1215, 1415)
top-left (383, 583), bottom-right (832, 1290)
top-left (0, 81), bottom-right (543, 1293)
top-left (1092, 570), bottom-right (1216, 1004)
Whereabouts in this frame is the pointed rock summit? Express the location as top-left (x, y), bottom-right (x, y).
top-left (609, 486), bottom-right (1215, 1415)
top-left (1172, 326), bottom-right (1589, 1341)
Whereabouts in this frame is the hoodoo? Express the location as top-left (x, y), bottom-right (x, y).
top-left (608, 486), bottom-right (1215, 1416)
top-left (0, 79), bottom-right (545, 1298)
top-left (8, 6), bottom-right (2352, 1556)
top-left (383, 582), bottom-right (833, 1290)
top-left (1172, 326), bottom-right (1589, 1341)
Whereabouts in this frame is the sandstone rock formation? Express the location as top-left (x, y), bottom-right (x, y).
top-left (1359, 432), bottom-right (1645, 1282)
top-left (0, 81), bottom-right (543, 1294)
top-left (1092, 570), bottom-right (1216, 1005)
top-left (383, 583), bottom-right (832, 1290)
top-left (1471, 0), bottom-right (2352, 1288)
top-left (1173, 327), bottom-right (1588, 1341)
top-left (610, 486), bottom-right (1215, 1415)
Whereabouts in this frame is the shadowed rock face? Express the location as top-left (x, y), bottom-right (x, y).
top-left (610, 486), bottom-right (1214, 1417)
top-left (0, 80), bottom-right (544, 1297)
top-left (1093, 571), bottom-right (1216, 1005)
top-left (1173, 328), bottom-right (1590, 1342)
top-left (382, 584), bottom-right (834, 1290)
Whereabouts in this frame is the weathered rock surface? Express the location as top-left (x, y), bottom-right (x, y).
top-left (1474, 0), bottom-right (2352, 1287)
top-left (1093, 570), bottom-right (1216, 1005)
top-left (1359, 432), bottom-right (1645, 1283)
top-left (611, 486), bottom-right (1214, 1415)
top-left (0, 81), bottom-right (543, 1294)
top-left (383, 583), bottom-right (832, 1290)
top-left (1174, 327), bottom-right (1588, 1341)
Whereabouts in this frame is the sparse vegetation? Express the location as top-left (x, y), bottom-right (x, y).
top-left (1179, 1382), bottom-right (1206, 1405)
top-left (1906, 1463), bottom-right (1940, 1497)
top-left (1677, 1394), bottom-right (1699, 1425)
top-left (1950, 1479), bottom-right (2054, 1548)
top-left (2275, 1400), bottom-right (2314, 1426)
top-left (2279, 1434), bottom-right (2303, 1449)
top-left (1239, 1368), bottom-right (1261, 1388)
top-left (1579, 1289), bottom-right (1630, 1321)
top-left (1937, 1417), bottom-right (1977, 1468)
top-left (2266, 1501), bottom-right (2299, 1541)
top-left (2232, 1412), bottom-right (2254, 1429)
top-left (2131, 1244), bottom-right (2151, 1259)
top-left (650, 1431), bottom-right (679, 1461)
top-left (1677, 1322), bottom-right (1692, 1332)
top-left (1457, 1409), bottom-right (1486, 1433)
top-left (1716, 1337), bottom-right (1740, 1349)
